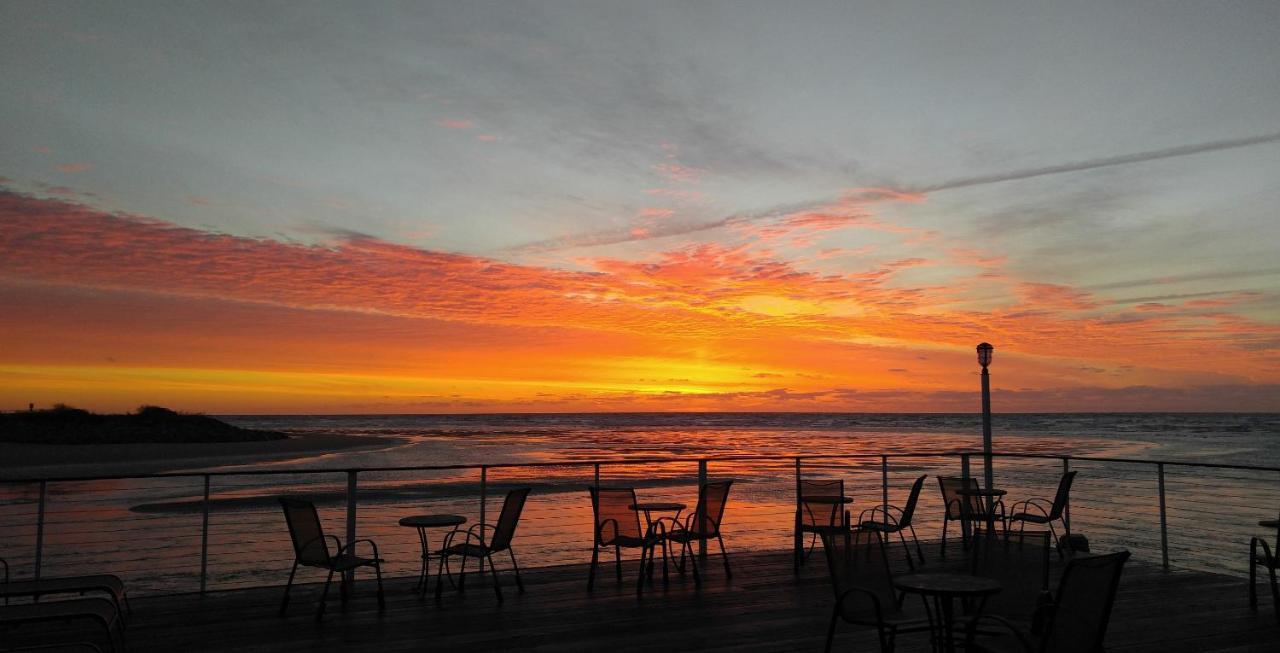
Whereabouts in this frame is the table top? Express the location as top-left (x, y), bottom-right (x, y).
top-left (630, 502), bottom-right (686, 512)
top-left (893, 572), bottom-right (1002, 597)
top-left (398, 514), bottom-right (467, 528)
top-left (957, 487), bottom-right (1007, 497)
top-left (1260, 519), bottom-right (1279, 529)
top-left (802, 495), bottom-right (854, 504)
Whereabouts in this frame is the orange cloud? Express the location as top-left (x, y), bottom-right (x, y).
top-left (1, 191), bottom-right (1276, 412)
top-left (56, 163), bottom-right (93, 173)
top-left (436, 118), bottom-right (474, 129)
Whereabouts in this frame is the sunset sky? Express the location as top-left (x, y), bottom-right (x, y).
top-left (1, 2), bottom-right (1278, 413)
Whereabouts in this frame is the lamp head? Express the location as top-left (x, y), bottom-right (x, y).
top-left (976, 342), bottom-right (994, 368)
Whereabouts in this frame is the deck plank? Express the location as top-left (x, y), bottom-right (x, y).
top-left (3, 542), bottom-right (1276, 651)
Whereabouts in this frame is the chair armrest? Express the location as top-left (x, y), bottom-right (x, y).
top-left (858, 505), bottom-right (903, 526)
top-left (1252, 537), bottom-right (1276, 566)
top-left (1010, 499), bottom-right (1050, 519)
top-left (962, 613), bottom-right (1036, 652)
top-left (341, 538), bottom-right (383, 561)
top-left (644, 519), bottom-right (667, 542)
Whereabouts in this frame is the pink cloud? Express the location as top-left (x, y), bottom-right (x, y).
top-left (436, 119), bottom-right (474, 130)
top-left (651, 162), bottom-right (704, 184)
top-left (476, 134), bottom-right (499, 142)
top-left (56, 163), bottom-right (93, 173)
top-left (33, 146), bottom-right (53, 154)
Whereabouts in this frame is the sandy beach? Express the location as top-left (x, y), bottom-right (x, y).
top-left (0, 432), bottom-right (392, 478)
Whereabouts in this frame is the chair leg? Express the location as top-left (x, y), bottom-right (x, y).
top-left (436, 551), bottom-right (448, 601)
top-left (458, 553), bottom-right (468, 593)
top-left (488, 552), bottom-right (503, 602)
top-left (636, 546), bottom-right (648, 596)
top-left (718, 533), bottom-right (732, 578)
top-left (615, 544), bottom-right (623, 583)
top-left (941, 517), bottom-right (949, 555)
top-left (373, 562), bottom-right (385, 610)
top-left (279, 561), bottom-right (298, 616)
top-left (909, 524), bottom-right (925, 564)
top-left (588, 546), bottom-right (598, 590)
top-left (897, 529), bottom-right (914, 570)
top-left (316, 569), bottom-right (335, 621)
top-left (509, 548), bottom-right (525, 593)
top-left (824, 605), bottom-right (839, 653)
top-left (686, 541), bottom-right (701, 587)
top-left (1268, 564), bottom-right (1280, 622)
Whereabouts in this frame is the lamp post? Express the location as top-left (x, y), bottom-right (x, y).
top-left (977, 343), bottom-right (995, 510)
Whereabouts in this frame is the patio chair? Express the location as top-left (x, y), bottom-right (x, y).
top-left (965, 550), bottom-right (1129, 653)
top-left (667, 480), bottom-right (734, 585)
top-left (857, 475), bottom-right (927, 569)
top-left (278, 497), bottom-right (385, 620)
top-left (436, 487), bottom-right (531, 602)
top-left (938, 476), bottom-right (1005, 553)
top-left (0, 597), bottom-right (124, 653)
top-left (0, 559), bottom-right (131, 624)
top-left (1008, 471), bottom-right (1076, 556)
top-left (819, 529), bottom-right (929, 653)
top-left (965, 530), bottom-right (1052, 628)
top-left (587, 486), bottom-right (666, 595)
top-left (796, 478), bottom-right (850, 570)
top-left (1249, 514), bottom-right (1280, 622)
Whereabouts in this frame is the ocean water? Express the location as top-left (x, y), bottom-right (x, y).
top-left (2, 412), bottom-right (1277, 595)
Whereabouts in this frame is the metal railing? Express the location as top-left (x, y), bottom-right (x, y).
top-left (1, 450), bottom-right (1277, 596)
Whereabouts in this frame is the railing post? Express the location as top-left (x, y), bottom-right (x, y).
top-left (345, 470), bottom-right (357, 584)
top-left (34, 480), bottom-right (46, 581)
top-left (1061, 457), bottom-right (1071, 537)
top-left (479, 466), bottom-right (487, 574)
top-left (794, 457), bottom-right (802, 572)
top-left (200, 474), bottom-right (211, 593)
top-left (960, 454), bottom-right (971, 542)
top-left (881, 455), bottom-right (890, 525)
top-left (1157, 463), bottom-right (1169, 570)
top-left (698, 459), bottom-right (708, 560)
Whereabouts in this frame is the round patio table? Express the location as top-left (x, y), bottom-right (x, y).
top-left (893, 572), bottom-right (1002, 653)
top-left (1260, 519), bottom-right (1279, 529)
top-left (630, 502), bottom-right (686, 583)
top-left (398, 514), bottom-right (466, 597)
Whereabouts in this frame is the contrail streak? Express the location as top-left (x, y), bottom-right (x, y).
top-left (509, 131), bottom-right (1280, 253)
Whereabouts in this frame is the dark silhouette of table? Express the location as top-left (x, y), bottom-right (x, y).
top-left (1260, 519), bottom-right (1279, 529)
top-left (894, 572), bottom-right (1001, 653)
top-left (630, 502), bottom-right (686, 582)
top-left (398, 514), bottom-right (466, 597)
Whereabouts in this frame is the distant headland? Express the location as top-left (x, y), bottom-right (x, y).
top-left (0, 405), bottom-right (288, 445)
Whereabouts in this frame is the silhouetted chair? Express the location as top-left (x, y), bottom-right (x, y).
top-left (965, 550), bottom-right (1130, 653)
top-left (436, 487), bottom-right (531, 602)
top-left (668, 480), bottom-right (734, 585)
top-left (587, 487), bottom-right (666, 595)
top-left (796, 478), bottom-right (850, 569)
top-left (1250, 515), bottom-right (1280, 622)
top-left (966, 530), bottom-right (1052, 628)
top-left (278, 497), bottom-right (385, 620)
top-left (1008, 471), bottom-right (1076, 556)
top-left (819, 529), bottom-right (929, 653)
top-left (938, 476), bottom-right (1005, 553)
top-left (858, 475), bottom-right (927, 569)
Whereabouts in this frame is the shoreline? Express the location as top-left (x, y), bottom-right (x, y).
top-left (0, 432), bottom-right (391, 478)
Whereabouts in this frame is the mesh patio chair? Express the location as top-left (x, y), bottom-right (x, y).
top-left (587, 487), bottom-right (667, 595)
top-left (796, 479), bottom-right (850, 569)
top-left (938, 476), bottom-right (1005, 553)
top-left (1250, 514), bottom-right (1280, 622)
top-left (0, 597), bottom-right (124, 653)
top-left (0, 557), bottom-right (131, 622)
top-left (436, 487), bottom-right (531, 602)
top-left (965, 550), bottom-right (1130, 653)
top-left (667, 480), bottom-right (734, 585)
top-left (965, 530), bottom-right (1052, 629)
top-left (1008, 471), bottom-right (1076, 556)
top-left (278, 497), bottom-right (385, 620)
top-left (819, 529), bottom-right (930, 653)
top-left (857, 475), bottom-right (927, 569)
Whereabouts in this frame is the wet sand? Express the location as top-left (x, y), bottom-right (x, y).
top-left (0, 433), bottom-right (391, 478)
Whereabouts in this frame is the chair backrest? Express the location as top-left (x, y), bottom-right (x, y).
top-left (799, 479), bottom-right (845, 527)
top-left (692, 480), bottom-right (733, 536)
top-left (938, 476), bottom-right (981, 519)
top-left (1041, 550), bottom-right (1130, 653)
top-left (489, 488), bottom-right (531, 552)
top-left (819, 530), bottom-right (898, 621)
top-left (971, 530), bottom-right (1051, 621)
top-left (1046, 471), bottom-right (1077, 520)
top-left (897, 475), bottom-right (927, 527)
top-left (589, 487), bottom-right (643, 545)
top-left (279, 498), bottom-right (331, 566)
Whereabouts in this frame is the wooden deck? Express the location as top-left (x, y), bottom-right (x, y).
top-left (7, 543), bottom-right (1279, 652)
